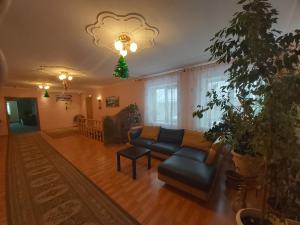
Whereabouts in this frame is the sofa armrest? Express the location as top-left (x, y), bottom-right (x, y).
top-left (128, 126), bottom-right (143, 142)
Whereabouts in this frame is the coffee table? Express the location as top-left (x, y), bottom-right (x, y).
top-left (117, 146), bottom-right (151, 179)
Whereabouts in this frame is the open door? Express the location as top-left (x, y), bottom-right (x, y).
top-left (5, 97), bottom-right (40, 134)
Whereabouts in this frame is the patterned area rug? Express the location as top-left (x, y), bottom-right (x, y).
top-left (7, 133), bottom-right (140, 225)
top-left (44, 127), bottom-right (79, 139)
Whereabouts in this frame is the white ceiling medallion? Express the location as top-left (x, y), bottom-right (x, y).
top-left (86, 12), bottom-right (159, 54)
top-left (37, 66), bottom-right (86, 78)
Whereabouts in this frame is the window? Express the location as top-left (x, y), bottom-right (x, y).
top-left (192, 64), bottom-right (230, 130)
top-left (198, 75), bottom-right (227, 130)
top-left (144, 73), bottom-right (180, 128)
top-left (6, 102), bottom-right (11, 115)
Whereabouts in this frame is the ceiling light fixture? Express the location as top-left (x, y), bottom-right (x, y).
top-left (58, 72), bottom-right (73, 90)
top-left (38, 84), bottom-right (50, 90)
top-left (86, 12), bottom-right (159, 54)
top-left (38, 84), bottom-right (50, 98)
top-left (114, 33), bottom-right (137, 57)
top-left (114, 40), bottom-right (123, 51)
top-left (120, 49), bottom-right (127, 57)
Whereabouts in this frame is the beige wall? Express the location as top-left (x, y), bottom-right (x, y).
top-left (0, 87), bottom-right (84, 135)
top-left (91, 80), bottom-right (145, 121)
top-left (92, 80), bottom-right (144, 120)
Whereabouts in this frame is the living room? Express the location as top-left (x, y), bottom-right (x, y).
top-left (0, 0), bottom-right (300, 225)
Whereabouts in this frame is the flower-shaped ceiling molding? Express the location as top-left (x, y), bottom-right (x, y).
top-left (36, 66), bottom-right (86, 78)
top-left (86, 12), bottom-right (159, 53)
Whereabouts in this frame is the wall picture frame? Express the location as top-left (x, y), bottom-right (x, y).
top-left (106, 96), bottom-right (119, 107)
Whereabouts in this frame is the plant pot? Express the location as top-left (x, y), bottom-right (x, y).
top-left (236, 208), bottom-right (263, 225)
top-left (236, 208), bottom-right (300, 225)
top-left (232, 151), bottom-right (264, 177)
top-left (236, 208), bottom-right (281, 225)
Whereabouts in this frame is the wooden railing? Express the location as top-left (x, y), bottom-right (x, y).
top-left (78, 119), bottom-right (103, 142)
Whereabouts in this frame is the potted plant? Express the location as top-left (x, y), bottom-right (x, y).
top-left (127, 103), bottom-right (141, 127)
top-left (193, 0), bottom-right (300, 224)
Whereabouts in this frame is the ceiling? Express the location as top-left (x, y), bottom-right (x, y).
top-left (0, 0), bottom-right (299, 91)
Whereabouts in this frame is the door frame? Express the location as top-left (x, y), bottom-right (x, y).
top-left (4, 97), bottom-right (41, 134)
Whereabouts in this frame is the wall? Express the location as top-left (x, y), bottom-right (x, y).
top-left (91, 80), bottom-right (145, 121)
top-left (0, 87), bottom-right (84, 135)
top-left (87, 72), bottom-right (205, 130)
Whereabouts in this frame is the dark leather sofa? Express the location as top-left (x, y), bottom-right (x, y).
top-left (129, 127), bottom-right (222, 200)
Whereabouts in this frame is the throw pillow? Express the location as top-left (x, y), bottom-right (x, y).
top-left (158, 128), bottom-right (184, 145)
top-left (181, 130), bottom-right (212, 151)
top-left (205, 139), bottom-right (222, 165)
top-left (140, 126), bottom-right (160, 140)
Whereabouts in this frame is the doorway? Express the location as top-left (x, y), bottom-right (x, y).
top-left (85, 96), bottom-right (93, 119)
top-left (5, 97), bottom-right (40, 134)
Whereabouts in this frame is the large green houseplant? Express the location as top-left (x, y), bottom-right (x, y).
top-left (193, 0), bottom-right (300, 224)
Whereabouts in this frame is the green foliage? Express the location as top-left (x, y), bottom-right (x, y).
top-left (127, 103), bottom-right (141, 125)
top-left (256, 74), bottom-right (300, 220)
top-left (113, 56), bottom-right (129, 79)
top-left (193, 0), bottom-right (300, 220)
top-left (44, 90), bottom-right (49, 98)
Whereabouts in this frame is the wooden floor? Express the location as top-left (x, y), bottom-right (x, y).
top-left (0, 133), bottom-right (237, 225)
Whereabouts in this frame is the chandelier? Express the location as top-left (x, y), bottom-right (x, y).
top-left (58, 72), bottom-right (73, 90)
top-left (114, 33), bottom-right (137, 57)
top-left (38, 84), bottom-right (49, 90)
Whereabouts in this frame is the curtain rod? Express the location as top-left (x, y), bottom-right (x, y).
top-left (134, 60), bottom-right (216, 81)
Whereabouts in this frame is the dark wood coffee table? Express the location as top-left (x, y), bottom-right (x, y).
top-left (117, 146), bottom-right (151, 179)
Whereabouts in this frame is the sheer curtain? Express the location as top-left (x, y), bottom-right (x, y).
top-left (144, 72), bottom-right (181, 128)
top-left (183, 64), bottom-right (229, 131)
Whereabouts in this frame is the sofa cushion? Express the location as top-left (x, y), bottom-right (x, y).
top-left (158, 128), bottom-right (184, 145)
top-left (182, 130), bottom-right (212, 151)
top-left (174, 147), bottom-right (207, 162)
top-left (158, 155), bottom-right (216, 192)
top-left (130, 138), bottom-right (154, 148)
top-left (140, 126), bottom-right (160, 140)
top-left (149, 142), bottom-right (181, 155)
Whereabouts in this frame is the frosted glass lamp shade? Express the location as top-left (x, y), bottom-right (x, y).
top-left (114, 40), bottom-right (123, 51)
top-left (59, 74), bottom-right (67, 80)
top-left (130, 42), bottom-right (137, 52)
top-left (120, 49), bottom-right (127, 57)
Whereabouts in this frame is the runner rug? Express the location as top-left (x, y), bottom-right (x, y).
top-left (7, 133), bottom-right (140, 225)
top-left (44, 127), bottom-right (79, 139)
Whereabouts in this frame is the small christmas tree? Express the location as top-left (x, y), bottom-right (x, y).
top-left (44, 89), bottom-right (50, 98)
top-left (113, 56), bottom-right (129, 79)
